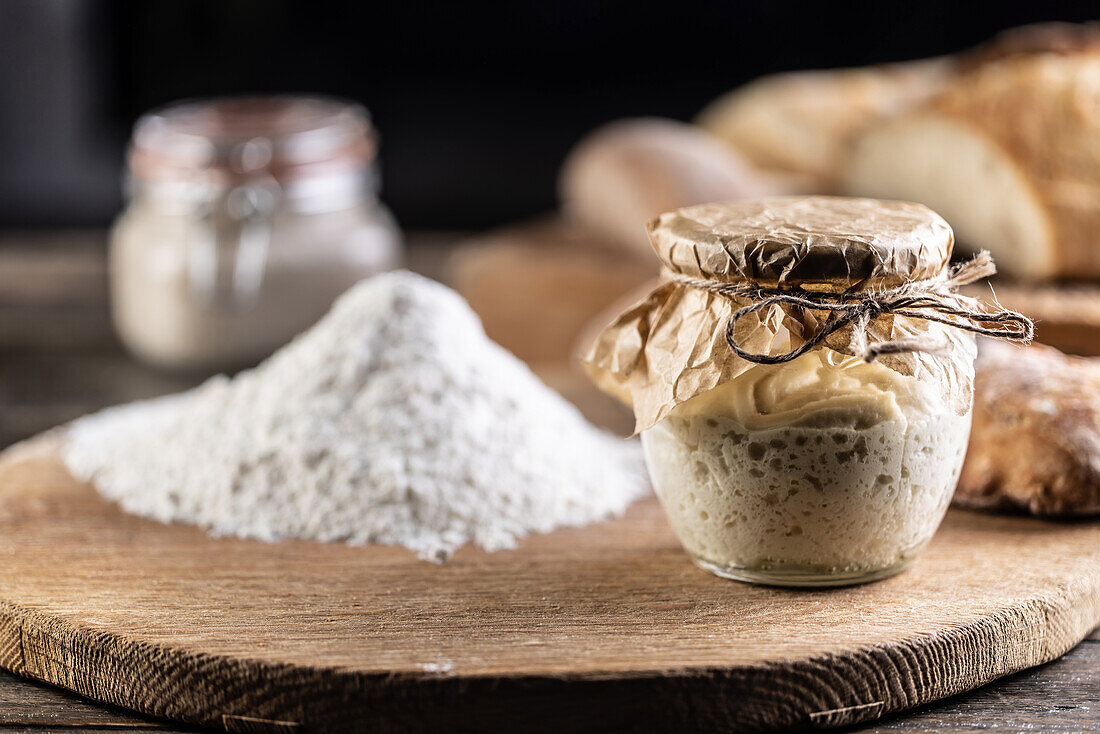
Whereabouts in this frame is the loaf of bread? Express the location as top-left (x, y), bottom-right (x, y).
top-left (844, 53), bottom-right (1100, 280)
top-left (558, 118), bottom-right (784, 258)
top-left (959, 21), bottom-right (1100, 68)
top-left (956, 340), bottom-right (1100, 516)
top-left (696, 59), bottom-right (952, 189)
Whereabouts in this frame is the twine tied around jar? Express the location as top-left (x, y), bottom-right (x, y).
top-left (663, 250), bottom-right (1035, 365)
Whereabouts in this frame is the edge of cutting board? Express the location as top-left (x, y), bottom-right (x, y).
top-left (0, 437), bottom-right (1097, 733)
top-left (1, 591), bottom-right (1095, 733)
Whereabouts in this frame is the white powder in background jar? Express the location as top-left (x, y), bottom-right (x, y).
top-left (63, 271), bottom-right (648, 561)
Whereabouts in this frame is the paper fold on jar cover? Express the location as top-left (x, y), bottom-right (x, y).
top-left (582, 197), bottom-right (978, 434)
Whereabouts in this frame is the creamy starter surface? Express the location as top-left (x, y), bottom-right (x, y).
top-left (671, 349), bottom-right (943, 429)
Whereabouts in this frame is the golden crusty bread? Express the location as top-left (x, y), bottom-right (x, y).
top-left (845, 53), bottom-right (1100, 280)
top-left (956, 340), bottom-right (1100, 516)
top-left (696, 58), bottom-right (953, 189)
top-left (959, 21), bottom-right (1100, 68)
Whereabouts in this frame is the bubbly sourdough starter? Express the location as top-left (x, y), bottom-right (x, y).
top-left (641, 348), bottom-right (973, 583)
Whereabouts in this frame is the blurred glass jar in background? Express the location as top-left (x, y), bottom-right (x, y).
top-left (110, 96), bottom-right (402, 371)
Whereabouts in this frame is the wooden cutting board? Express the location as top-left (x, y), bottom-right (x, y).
top-left (0, 438), bottom-right (1097, 733)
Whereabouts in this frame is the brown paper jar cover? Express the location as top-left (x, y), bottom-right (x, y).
top-left (584, 196), bottom-right (978, 433)
top-left (650, 196), bottom-right (953, 290)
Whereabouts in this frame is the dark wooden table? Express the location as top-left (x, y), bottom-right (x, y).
top-left (0, 232), bottom-right (1096, 733)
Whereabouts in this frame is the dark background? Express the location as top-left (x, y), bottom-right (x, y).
top-left (0, 0), bottom-right (1096, 230)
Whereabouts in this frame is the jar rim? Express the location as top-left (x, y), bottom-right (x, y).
top-left (129, 95), bottom-right (376, 184)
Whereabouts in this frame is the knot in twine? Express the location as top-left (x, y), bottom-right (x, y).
top-left (663, 250), bottom-right (1034, 365)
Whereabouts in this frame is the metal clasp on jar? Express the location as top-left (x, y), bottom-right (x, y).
top-left (187, 138), bottom-right (282, 310)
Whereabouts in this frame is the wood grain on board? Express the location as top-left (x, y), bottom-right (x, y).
top-left (0, 668), bottom-right (178, 731)
top-left (0, 440), bottom-right (1096, 733)
top-left (0, 639), bottom-right (1094, 734)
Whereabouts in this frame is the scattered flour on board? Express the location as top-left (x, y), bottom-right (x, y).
top-left (63, 271), bottom-right (648, 561)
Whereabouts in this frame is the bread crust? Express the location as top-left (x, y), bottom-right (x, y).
top-left (956, 340), bottom-right (1100, 516)
top-left (696, 59), bottom-right (951, 187)
top-left (960, 21), bottom-right (1100, 69)
top-left (926, 55), bottom-right (1100, 279)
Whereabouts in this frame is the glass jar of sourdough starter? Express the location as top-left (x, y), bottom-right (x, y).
top-left (111, 96), bottom-right (402, 371)
top-left (585, 197), bottom-right (1031, 587)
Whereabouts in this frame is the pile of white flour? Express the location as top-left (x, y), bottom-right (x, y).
top-left (64, 271), bottom-right (646, 560)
